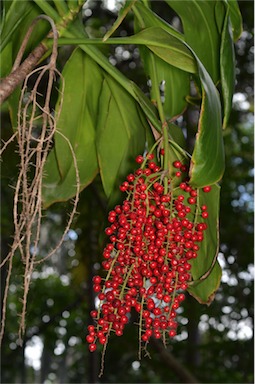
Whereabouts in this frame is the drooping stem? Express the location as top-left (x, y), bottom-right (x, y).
top-left (149, 52), bottom-right (170, 193)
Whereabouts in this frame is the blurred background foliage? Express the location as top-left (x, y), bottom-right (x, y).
top-left (1, 0), bottom-right (254, 383)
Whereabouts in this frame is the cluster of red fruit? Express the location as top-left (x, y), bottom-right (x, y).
top-left (86, 153), bottom-right (211, 352)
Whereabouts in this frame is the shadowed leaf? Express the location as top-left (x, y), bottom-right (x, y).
top-left (42, 49), bottom-right (102, 207)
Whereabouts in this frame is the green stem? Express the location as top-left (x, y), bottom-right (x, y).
top-left (148, 52), bottom-right (170, 193)
top-left (132, 6), bottom-right (146, 29)
top-left (33, 0), bottom-right (61, 22)
top-left (53, 36), bottom-right (160, 47)
top-left (162, 122), bottom-right (170, 193)
top-left (149, 52), bottom-right (165, 124)
top-left (138, 286), bottom-right (146, 359)
top-left (192, 188), bottom-right (201, 232)
top-left (52, 0), bottom-right (69, 16)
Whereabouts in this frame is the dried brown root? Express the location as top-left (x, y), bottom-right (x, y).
top-left (0, 15), bottom-right (80, 345)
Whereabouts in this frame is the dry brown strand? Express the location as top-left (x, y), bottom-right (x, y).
top-left (0, 15), bottom-right (80, 345)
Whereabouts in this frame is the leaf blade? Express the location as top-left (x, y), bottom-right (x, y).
top-left (227, 0), bottom-right (243, 41)
top-left (97, 75), bottom-right (148, 197)
top-left (189, 60), bottom-right (224, 187)
top-left (188, 184), bottom-right (222, 304)
top-left (219, 4), bottom-right (235, 128)
top-left (42, 49), bottom-right (103, 207)
top-left (166, 0), bottom-right (221, 82)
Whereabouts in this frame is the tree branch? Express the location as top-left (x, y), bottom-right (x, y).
top-left (150, 337), bottom-right (200, 383)
top-left (0, 42), bottom-right (47, 105)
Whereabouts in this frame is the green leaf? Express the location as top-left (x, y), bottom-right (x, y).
top-left (140, 47), bottom-right (190, 120)
top-left (129, 27), bottom-right (197, 74)
top-left (188, 261), bottom-right (222, 305)
top-left (8, 86), bottom-right (21, 131)
top-left (167, 0), bottom-right (238, 128)
top-left (130, 82), bottom-right (161, 132)
top-left (107, 104), bottom-right (152, 209)
top-left (168, 123), bottom-right (187, 150)
top-left (189, 60), bottom-right (224, 187)
top-left (167, 0), bottom-right (221, 83)
top-left (42, 49), bottom-right (103, 207)
top-left (133, 1), bottom-right (184, 40)
top-left (32, 0), bottom-right (61, 23)
top-left (133, 1), bottom-right (189, 119)
top-left (0, 41), bottom-right (12, 79)
top-left (1, 1), bottom-right (44, 60)
top-left (0, 40), bottom-right (21, 133)
top-left (52, 0), bottom-right (69, 16)
top-left (227, 0), bottom-right (243, 41)
top-left (187, 184), bottom-right (222, 304)
top-left (96, 75), bottom-right (147, 198)
top-left (219, 3), bottom-right (235, 128)
top-left (0, 0), bottom-right (32, 52)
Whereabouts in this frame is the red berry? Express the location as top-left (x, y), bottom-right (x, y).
top-left (169, 330), bottom-right (177, 337)
top-left (99, 336), bottom-right (107, 344)
top-left (93, 275), bottom-right (102, 284)
top-left (89, 343), bottom-right (97, 352)
top-left (202, 186), bottom-right (211, 193)
top-left (173, 161), bottom-right (182, 168)
top-left (136, 155), bottom-right (144, 164)
top-left (86, 335), bottom-right (95, 343)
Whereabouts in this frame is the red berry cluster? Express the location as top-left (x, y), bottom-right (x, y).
top-left (86, 154), bottom-right (211, 353)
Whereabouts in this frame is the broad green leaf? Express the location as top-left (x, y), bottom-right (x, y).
top-left (188, 261), bottom-right (222, 305)
top-left (139, 46), bottom-right (190, 120)
top-left (0, 0), bottom-right (32, 52)
top-left (131, 83), bottom-right (187, 147)
top-left (168, 0), bottom-right (238, 128)
top-left (97, 75), bottom-right (147, 198)
top-left (127, 27), bottom-right (197, 74)
top-left (149, 29), bottom-right (225, 186)
top-left (189, 60), bottom-right (224, 187)
top-left (64, 24), bottom-right (192, 128)
top-left (63, 23), bottom-right (137, 110)
top-left (1, 1), bottom-right (44, 59)
top-left (227, 0), bottom-right (243, 41)
top-left (42, 49), bottom-right (103, 207)
top-left (168, 123), bottom-right (187, 150)
top-left (133, 1), bottom-right (189, 119)
top-left (189, 184), bottom-right (220, 279)
top-left (188, 184), bottom-right (222, 304)
top-left (171, 184), bottom-right (221, 304)
top-left (133, 1), bottom-right (184, 40)
top-left (107, 104), bottom-right (152, 209)
top-left (0, 42), bottom-right (12, 79)
top-left (167, 0), bottom-right (221, 83)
